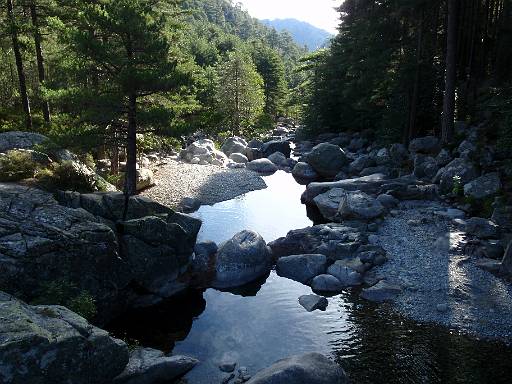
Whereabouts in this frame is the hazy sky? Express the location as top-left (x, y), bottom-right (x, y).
top-left (238, 0), bottom-right (342, 34)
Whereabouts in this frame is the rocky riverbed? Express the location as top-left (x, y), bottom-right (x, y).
top-left (374, 200), bottom-right (512, 341)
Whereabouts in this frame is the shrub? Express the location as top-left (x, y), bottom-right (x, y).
top-left (0, 150), bottom-right (39, 181)
top-left (31, 280), bottom-right (97, 320)
top-left (37, 161), bottom-right (96, 193)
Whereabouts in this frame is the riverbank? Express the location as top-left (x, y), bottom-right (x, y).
top-left (373, 200), bottom-right (512, 342)
top-left (142, 159), bottom-right (267, 208)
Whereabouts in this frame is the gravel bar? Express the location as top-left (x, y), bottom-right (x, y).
top-left (374, 200), bottom-right (512, 342)
top-left (142, 160), bottom-right (267, 208)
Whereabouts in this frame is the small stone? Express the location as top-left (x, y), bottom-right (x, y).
top-left (219, 361), bottom-right (237, 373)
top-left (436, 303), bottom-right (448, 313)
top-left (299, 294), bottom-right (328, 312)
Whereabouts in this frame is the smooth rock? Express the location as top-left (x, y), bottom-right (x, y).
top-left (361, 280), bottom-right (402, 302)
top-left (222, 137), bottom-right (248, 157)
top-left (327, 261), bottom-right (363, 286)
top-left (298, 294), bottom-right (328, 312)
top-left (261, 140), bottom-right (291, 158)
top-left (246, 353), bottom-right (348, 384)
top-left (0, 293), bottom-right (128, 384)
top-left (311, 274), bottom-right (343, 292)
top-left (230, 152), bottom-right (249, 164)
top-left (267, 151), bottom-right (288, 166)
top-left (314, 189), bottom-right (384, 222)
top-left (212, 230), bottom-right (272, 289)
top-left (292, 162), bottom-right (319, 180)
top-left (276, 254), bottom-right (327, 284)
top-left (114, 347), bottom-right (198, 384)
top-left (246, 159), bottom-right (278, 174)
top-left (306, 143), bottom-right (349, 178)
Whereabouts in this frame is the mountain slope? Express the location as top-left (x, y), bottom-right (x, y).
top-left (262, 18), bottom-right (332, 51)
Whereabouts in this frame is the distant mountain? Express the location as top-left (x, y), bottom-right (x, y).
top-left (262, 18), bottom-right (333, 51)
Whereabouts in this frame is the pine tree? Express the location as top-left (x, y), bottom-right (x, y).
top-left (58, 0), bottom-right (194, 199)
top-left (216, 50), bottom-right (264, 135)
top-left (251, 44), bottom-right (287, 119)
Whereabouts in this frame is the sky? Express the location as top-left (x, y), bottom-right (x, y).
top-left (238, 0), bottom-right (342, 35)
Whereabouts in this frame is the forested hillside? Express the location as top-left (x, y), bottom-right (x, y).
top-left (0, 0), bottom-right (306, 155)
top-left (262, 18), bottom-right (332, 51)
top-left (302, 0), bottom-right (512, 152)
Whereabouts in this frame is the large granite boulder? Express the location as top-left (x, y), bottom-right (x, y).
top-left (349, 155), bottom-right (374, 174)
top-left (301, 173), bottom-right (389, 204)
top-left (267, 151), bottom-right (288, 166)
top-left (0, 184), bottom-right (200, 321)
top-left (311, 274), bottom-right (344, 292)
top-left (327, 262), bottom-right (363, 287)
top-left (136, 168), bottom-right (155, 191)
top-left (247, 158), bottom-right (278, 174)
top-left (413, 154), bottom-right (439, 180)
top-left (212, 230), bottom-right (272, 289)
top-left (313, 188), bottom-right (384, 221)
top-left (113, 348), bottom-right (198, 384)
top-left (246, 353), bottom-right (348, 384)
top-left (463, 172), bottom-right (501, 199)
top-left (306, 143), bottom-right (349, 178)
top-left (0, 131), bottom-right (48, 152)
top-left (269, 224), bottom-right (365, 260)
top-left (409, 136), bottom-right (441, 155)
top-left (436, 158), bottom-right (479, 194)
top-left (261, 140), bottom-right (291, 158)
top-left (221, 137), bottom-right (248, 157)
top-left (292, 162), bottom-right (319, 181)
top-left (276, 254), bottom-right (327, 284)
top-left (464, 217), bottom-right (500, 239)
top-left (180, 139), bottom-right (227, 166)
top-left (0, 292), bottom-right (128, 384)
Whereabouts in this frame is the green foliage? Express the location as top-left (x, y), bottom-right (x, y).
top-left (215, 50), bottom-right (265, 135)
top-left (31, 280), bottom-right (97, 320)
top-left (0, 150), bottom-right (39, 181)
top-left (137, 133), bottom-right (181, 153)
top-left (452, 175), bottom-right (463, 197)
top-left (36, 161), bottom-right (96, 193)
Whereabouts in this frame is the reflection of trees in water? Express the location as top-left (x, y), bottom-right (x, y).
top-left (106, 289), bottom-right (206, 353)
top-left (334, 293), bottom-right (512, 384)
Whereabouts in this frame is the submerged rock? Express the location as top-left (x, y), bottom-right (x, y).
top-left (276, 254), bottom-right (327, 284)
top-left (0, 292), bottom-right (128, 384)
top-left (114, 348), bottom-right (198, 384)
top-left (299, 294), bottom-right (328, 312)
top-left (246, 353), bottom-right (348, 384)
top-left (212, 230), bottom-right (272, 289)
top-left (361, 280), bottom-right (402, 302)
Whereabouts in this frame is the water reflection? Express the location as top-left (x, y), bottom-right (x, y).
top-left (191, 171), bottom-right (313, 243)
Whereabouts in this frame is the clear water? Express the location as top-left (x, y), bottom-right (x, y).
top-left (109, 171), bottom-right (512, 384)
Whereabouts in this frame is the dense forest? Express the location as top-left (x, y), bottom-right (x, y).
top-left (302, 0), bottom-right (512, 153)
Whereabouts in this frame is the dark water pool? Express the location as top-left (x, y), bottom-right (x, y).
top-left (109, 171), bottom-right (512, 384)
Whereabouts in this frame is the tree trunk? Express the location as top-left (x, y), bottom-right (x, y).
top-left (442, 0), bottom-right (459, 144)
top-left (125, 93), bottom-right (138, 198)
top-left (408, 8), bottom-right (424, 144)
top-left (7, 0), bottom-right (32, 129)
top-left (30, 1), bottom-right (50, 123)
